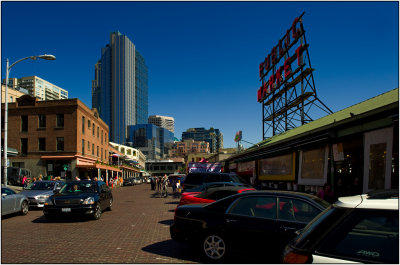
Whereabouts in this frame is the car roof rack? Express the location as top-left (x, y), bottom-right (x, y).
top-left (366, 189), bottom-right (399, 199)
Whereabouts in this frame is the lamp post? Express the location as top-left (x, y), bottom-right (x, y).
top-left (3, 54), bottom-right (56, 186)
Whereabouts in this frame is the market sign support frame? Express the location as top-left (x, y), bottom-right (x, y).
top-left (258, 12), bottom-right (333, 140)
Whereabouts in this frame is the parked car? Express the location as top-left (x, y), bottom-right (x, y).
top-left (179, 184), bottom-right (256, 206)
top-left (20, 180), bottom-right (65, 208)
top-left (182, 172), bottom-right (246, 192)
top-left (1, 187), bottom-right (29, 216)
top-left (123, 178), bottom-right (134, 186)
top-left (2, 167), bottom-right (31, 186)
top-left (133, 177), bottom-right (141, 185)
top-left (170, 190), bottom-right (330, 262)
top-left (43, 180), bottom-right (113, 221)
top-left (282, 190), bottom-right (399, 264)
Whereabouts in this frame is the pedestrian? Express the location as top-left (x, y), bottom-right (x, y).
top-left (75, 176), bottom-right (81, 181)
top-left (348, 177), bottom-right (362, 196)
top-left (32, 177), bottom-right (37, 183)
top-left (22, 175), bottom-right (28, 188)
top-left (172, 179), bottom-right (176, 194)
top-left (335, 178), bottom-right (348, 199)
top-left (151, 177), bottom-right (155, 190)
top-left (156, 177), bottom-right (161, 192)
top-left (317, 183), bottom-right (335, 203)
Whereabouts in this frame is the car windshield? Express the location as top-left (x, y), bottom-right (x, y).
top-left (59, 182), bottom-right (98, 194)
top-left (25, 182), bottom-right (55, 190)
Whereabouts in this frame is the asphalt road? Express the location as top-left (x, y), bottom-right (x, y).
top-left (1, 184), bottom-right (200, 264)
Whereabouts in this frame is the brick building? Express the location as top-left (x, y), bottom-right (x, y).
top-left (1, 95), bottom-right (121, 181)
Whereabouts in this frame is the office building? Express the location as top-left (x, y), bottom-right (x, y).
top-left (170, 139), bottom-right (210, 157)
top-left (92, 31), bottom-right (148, 144)
top-left (3, 76), bottom-right (68, 101)
top-left (182, 127), bottom-right (224, 153)
top-left (127, 124), bottom-right (174, 160)
top-left (148, 115), bottom-right (175, 133)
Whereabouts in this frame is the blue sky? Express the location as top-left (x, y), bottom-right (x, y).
top-left (1, 1), bottom-right (398, 148)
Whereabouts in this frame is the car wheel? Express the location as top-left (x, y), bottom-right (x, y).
top-left (20, 201), bottom-right (29, 215)
top-left (202, 233), bottom-right (228, 262)
top-left (93, 204), bottom-right (102, 220)
top-left (107, 198), bottom-right (113, 211)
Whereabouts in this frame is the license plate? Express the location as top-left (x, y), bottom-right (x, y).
top-left (62, 208), bottom-right (71, 213)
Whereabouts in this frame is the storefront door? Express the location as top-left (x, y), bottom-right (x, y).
top-left (363, 127), bottom-right (393, 193)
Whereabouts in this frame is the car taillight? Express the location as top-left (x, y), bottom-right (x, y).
top-left (283, 251), bottom-right (310, 263)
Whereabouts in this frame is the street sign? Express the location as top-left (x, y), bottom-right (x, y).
top-left (63, 164), bottom-right (68, 171)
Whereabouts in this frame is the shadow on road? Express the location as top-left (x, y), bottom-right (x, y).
top-left (159, 219), bottom-right (173, 226)
top-left (32, 214), bottom-right (90, 224)
top-left (142, 240), bottom-right (201, 263)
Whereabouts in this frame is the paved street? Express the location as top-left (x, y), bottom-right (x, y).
top-left (1, 184), bottom-right (200, 264)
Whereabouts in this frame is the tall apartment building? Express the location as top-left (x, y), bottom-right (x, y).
top-left (182, 127), bottom-right (223, 153)
top-left (92, 31), bottom-right (148, 144)
top-left (2, 76), bottom-right (68, 101)
top-left (148, 115), bottom-right (175, 133)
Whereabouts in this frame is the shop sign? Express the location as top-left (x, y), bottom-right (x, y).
top-left (257, 14), bottom-right (308, 103)
top-left (333, 143), bottom-right (344, 161)
top-left (258, 152), bottom-right (295, 181)
top-left (188, 162), bottom-right (222, 173)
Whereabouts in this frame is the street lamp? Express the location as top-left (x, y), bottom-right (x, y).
top-left (2, 54), bottom-right (56, 186)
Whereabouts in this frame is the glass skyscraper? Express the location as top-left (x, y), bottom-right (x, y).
top-left (92, 31), bottom-right (148, 144)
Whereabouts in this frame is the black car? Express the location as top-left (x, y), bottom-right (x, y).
top-left (43, 180), bottom-right (113, 221)
top-left (182, 172), bottom-right (246, 192)
top-left (123, 178), bottom-right (134, 186)
top-left (170, 190), bottom-right (330, 262)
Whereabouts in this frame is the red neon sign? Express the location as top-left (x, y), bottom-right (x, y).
top-left (257, 16), bottom-right (307, 103)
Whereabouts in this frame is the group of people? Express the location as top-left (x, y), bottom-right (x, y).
top-left (317, 177), bottom-right (363, 203)
top-left (150, 174), bottom-right (181, 196)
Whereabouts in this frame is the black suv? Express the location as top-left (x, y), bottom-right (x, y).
top-left (43, 180), bottom-right (113, 221)
top-left (182, 172), bottom-right (246, 192)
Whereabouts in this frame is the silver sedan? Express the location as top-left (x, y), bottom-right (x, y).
top-left (1, 187), bottom-right (29, 216)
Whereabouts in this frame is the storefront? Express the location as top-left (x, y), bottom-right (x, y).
top-left (227, 88), bottom-right (399, 195)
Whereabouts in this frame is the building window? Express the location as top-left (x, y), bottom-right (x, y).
top-left (97, 146), bottom-right (99, 157)
top-left (101, 148), bottom-right (103, 161)
top-left (97, 126), bottom-right (99, 138)
top-left (38, 138), bottom-right (46, 151)
top-left (88, 120), bottom-right (91, 128)
top-left (88, 141), bottom-right (90, 151)
top-left (21, 116), bottom-right (28, 132)
top-left (21, 138), bottom-right (28, 155)
top-left (56, 137), bottom-right (64, 151)
top-left (92, 144), bottom-right (94, 155)
top-left (101, 130), bottom-right (103, 144)
top-left (56, 114), bottom-right (64, 128)
top-left (38, 114), bottom-right (46, 128)
top-left (82, 139), bottom-right (85, 155)
top-left (92, 123), bottom-right (95, 136)
top-left (82, 116), bottom-right (85, 134)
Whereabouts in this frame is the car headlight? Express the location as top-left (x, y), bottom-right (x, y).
top-left (36, 195), bottom-right (50, 200)
top-left (82, 197), bottom-right (95, 205)
top-left (44, 197), bottom-right (53, 206)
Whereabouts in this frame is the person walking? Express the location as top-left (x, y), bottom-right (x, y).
top-left (22, 175), bottom-right (28, 188)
